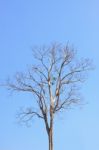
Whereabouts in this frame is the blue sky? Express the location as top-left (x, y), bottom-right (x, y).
top-left (0, 0), bottom-right (99, 150)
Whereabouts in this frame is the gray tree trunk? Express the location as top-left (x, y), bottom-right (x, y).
top-left (49, 106), bottom-right (54, 150)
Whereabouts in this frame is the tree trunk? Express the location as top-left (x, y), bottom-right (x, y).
top-left (49, 124), bottom-right (53, 150)
top-left (48, 106), bottom-right (54, 150)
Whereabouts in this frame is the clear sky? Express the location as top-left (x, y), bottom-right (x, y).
top-left (0, 0), bottom-right (99, 150)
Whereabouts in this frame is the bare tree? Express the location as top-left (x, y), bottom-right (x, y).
top-left (3, 43), bottom-right (92, 150)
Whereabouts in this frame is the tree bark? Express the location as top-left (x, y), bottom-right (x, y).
top-left (48, 106), bottom-right (54, 150)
